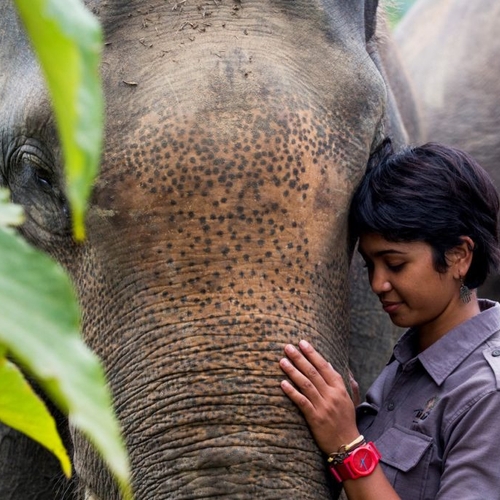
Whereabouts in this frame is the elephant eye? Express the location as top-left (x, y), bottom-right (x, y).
top-left (23, 153), bottom-right (54, 190)
top-left (34, 169), bottom-right (52, 188)
top-left (7, 143), bottom-right (72, 242)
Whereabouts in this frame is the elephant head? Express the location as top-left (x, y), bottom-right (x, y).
top-left (0, 0), bottom-right (413, 498)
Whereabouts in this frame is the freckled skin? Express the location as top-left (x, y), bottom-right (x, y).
top-left (0, 0), bottom-right (412, 498)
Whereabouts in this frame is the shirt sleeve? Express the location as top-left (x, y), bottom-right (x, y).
top-left (437, 390), bottom-right (500, 499)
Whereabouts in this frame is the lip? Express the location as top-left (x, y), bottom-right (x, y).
top-left (381, 301), bottom-right (402, 314)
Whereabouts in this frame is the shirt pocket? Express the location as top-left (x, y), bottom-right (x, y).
top-left (376, 425), bottom-right (436, 500)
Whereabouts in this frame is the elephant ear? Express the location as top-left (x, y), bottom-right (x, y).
top-left (364, 0), bottom-right (379, 42)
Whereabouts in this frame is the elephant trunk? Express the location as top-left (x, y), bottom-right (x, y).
top-left (74, 241), bottom-right (349, 498)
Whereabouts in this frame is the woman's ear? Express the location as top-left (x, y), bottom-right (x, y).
top-left (447, 236), bottom-right (475, 278)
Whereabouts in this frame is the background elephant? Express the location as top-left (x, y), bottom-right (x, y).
top-left (394, 0), bottom-right (500, 299)
top-left (0, 1), bottom-right (416, 498)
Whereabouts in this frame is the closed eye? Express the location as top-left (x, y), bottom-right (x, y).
top-left (387, 263), bottom-right (405, 272)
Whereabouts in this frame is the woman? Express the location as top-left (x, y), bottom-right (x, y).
top-left (280, 141), bottom-right (500, 499)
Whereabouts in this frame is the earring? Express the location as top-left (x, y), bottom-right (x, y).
top-left (459, 276), bottom-right (472, 304)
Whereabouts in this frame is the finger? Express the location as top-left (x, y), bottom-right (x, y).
top-left (281, 345), bottom-right (329, 404)
top-left (348, 369), bottom-right (361, 406)
top-left (279, 355), bottom-right (320, 394)
top-left (280, 379), bottom-right (316, 418)
top-left (297, 340), bottom-right (344, 387)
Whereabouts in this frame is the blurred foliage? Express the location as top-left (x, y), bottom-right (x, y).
top-left (15, 0), bottom-right (103, 241)
top-left (0, 0), bottom-right (133, 498)
top-left (385, 0), bottom-right (418, 28)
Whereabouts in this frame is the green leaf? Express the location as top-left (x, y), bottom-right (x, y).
top-left (0, 228), bottom-right (132, 499)
top-left (0, 189), bottom-right (24, 228)
top-left (0, 356), bottom-right (71, 477)
top-left (13, 0), bottom-right (103, 241)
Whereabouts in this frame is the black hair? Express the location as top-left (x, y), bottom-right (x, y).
top-left (349, 139), bottom-right (500, 289)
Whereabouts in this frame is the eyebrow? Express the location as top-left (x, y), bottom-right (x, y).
top-left (358, 248), bottom-right (407, 259)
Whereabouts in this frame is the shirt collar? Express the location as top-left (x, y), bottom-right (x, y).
top-left (393, 299), bottom-right (500, 386)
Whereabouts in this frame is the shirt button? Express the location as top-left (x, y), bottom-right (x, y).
top-left (387, 401), bottom-right (395, 411)
top-left (492, 349), bottom-right (500, 357)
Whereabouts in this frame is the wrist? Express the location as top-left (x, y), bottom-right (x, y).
top-left (327, 434), bottom-right (366, 464)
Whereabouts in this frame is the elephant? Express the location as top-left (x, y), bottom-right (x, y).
top-left (0, 392), bottom-right (76, 499)
top-left (394, 0), bottom-right (500, 299)
top-left (0, 0), bottom-right (417, 498)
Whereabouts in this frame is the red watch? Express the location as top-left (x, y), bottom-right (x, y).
top-left (329, 442), bottom-right (381, 482)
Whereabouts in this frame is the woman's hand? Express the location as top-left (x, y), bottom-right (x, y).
top-left (279, 340), bottom-right (360, 456)
top-left (349, 369), bottom-right (361, 407)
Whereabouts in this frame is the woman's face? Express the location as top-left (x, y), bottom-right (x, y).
top-left (358, 233), bottom-right (468, 344)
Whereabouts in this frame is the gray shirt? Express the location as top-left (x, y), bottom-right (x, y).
top-left (357, 299), bottom-right (500, 500)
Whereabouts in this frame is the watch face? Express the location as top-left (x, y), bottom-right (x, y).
top-left (351, 446), bottom-right (378, 475)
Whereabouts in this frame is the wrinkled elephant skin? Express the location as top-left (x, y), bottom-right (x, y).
top-left (1, 1), bottom-right (411, 498)
top-left (395, 0), bottom-right (500, 299)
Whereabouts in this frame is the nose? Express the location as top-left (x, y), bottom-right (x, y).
top-left (369, 267), bottom-right (392, 295)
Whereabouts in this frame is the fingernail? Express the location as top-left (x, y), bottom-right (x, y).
top-left (284, 344), bottom-right (296, 354)
top-left (280, 358), bottom-right (290, 367)
top-left (299, 339), bottom-right (310, 349)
